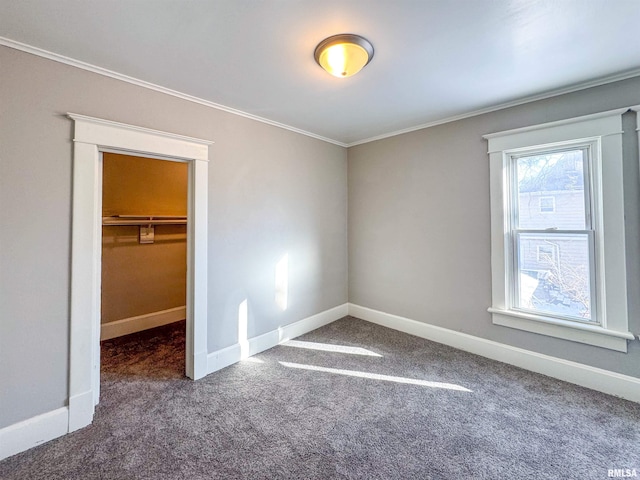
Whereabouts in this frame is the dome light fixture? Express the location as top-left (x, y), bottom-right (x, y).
top-left (314, 34), bottom-right (374, 78)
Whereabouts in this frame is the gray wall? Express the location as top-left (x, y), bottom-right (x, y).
top-left (348, 76), bottom-right (640, 379)
top-left (0, 46), bottom-right (348, 427)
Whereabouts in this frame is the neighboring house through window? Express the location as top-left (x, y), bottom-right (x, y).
top-left (539, 196), bottom-right (555, 213)
top-left (484, 109), bottom-right (634, 352)
top-left (536, 243), bottom-right (558, 264)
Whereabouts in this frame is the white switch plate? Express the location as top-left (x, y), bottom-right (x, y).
top-left (139, 226), bottom-right (155, 244)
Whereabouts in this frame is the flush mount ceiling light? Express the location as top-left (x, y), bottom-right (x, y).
top-left (314, 34), bottom-right (374, 78)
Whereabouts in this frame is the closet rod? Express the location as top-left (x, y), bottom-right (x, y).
top-left (102, 215), bottom-right (187, 226)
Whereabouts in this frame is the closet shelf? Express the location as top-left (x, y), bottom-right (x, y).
top-left (102, 215), bottom-right (187, 226)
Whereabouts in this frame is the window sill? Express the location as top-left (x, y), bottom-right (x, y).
top-left (488, 308), bottom-right (635, 352)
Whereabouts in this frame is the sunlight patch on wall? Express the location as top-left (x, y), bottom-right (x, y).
top-left (238, 299), bottom-right (249, 359)
top-left (275, 253), bottom-right (289, 310)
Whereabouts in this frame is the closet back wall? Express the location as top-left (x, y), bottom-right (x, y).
top-left (101, 153), bottom-right (188, 334)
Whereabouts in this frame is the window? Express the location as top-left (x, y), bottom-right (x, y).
top-left (539, 196), bottom-right (555, 213)
top-left (513, 145), bottom-right (593, 322)
top-left (484, 109), bottom-right (633, 352)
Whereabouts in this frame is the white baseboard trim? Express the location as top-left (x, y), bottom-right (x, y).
top-left (207, 342), bottom-right (242, 373)
top-left (348, 303), bottom-right (640, 403)
top-left (207, 303), bottom-right (349, 374)
top-left (0, 407), bottom-right (68, 461)
top-left (100, 306), bottom-right (186, 340)
top-left (192, 349), bottom-right (209, 381)
top-left (67, 390), bottom-right (95, 433)
top-left (0, 389), bottom-right (99, 461)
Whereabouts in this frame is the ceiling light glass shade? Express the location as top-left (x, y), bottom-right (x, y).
top-left (314, 34), bottom-right (374, 78)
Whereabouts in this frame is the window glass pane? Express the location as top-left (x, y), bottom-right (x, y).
top-left (516, 149), bottom-right (586, 229)
top-left (517, 233), bottom-right (592, 321)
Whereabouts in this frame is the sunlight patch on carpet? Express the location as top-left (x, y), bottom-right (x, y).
top-left (242, 357), bottom-right (265, 363)
top-left (282, 340), bottom-right (382, 357)
top-left (279, 361), bottom-right (472, 392)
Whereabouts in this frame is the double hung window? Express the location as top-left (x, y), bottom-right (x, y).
top-left (484, 109), bottom-right (633, 352)
top-left (510, 144), bottom-right (595, 322)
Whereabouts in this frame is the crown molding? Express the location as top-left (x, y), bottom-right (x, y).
top-left (3, 36), bottom-right (639, 149)
top-left (347, 69), bottom-right (640, 147)
top-left (0, 37), bottom-right (347, 148)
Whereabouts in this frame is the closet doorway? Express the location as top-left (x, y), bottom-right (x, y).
top-left (68, 113), bottom-right (211, 433)
top-left (100, 153), bottom-right (188, 378)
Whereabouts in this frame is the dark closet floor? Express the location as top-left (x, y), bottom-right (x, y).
top-left (101, 320), bottom-right (186, 380)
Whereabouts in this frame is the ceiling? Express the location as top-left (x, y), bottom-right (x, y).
top-left (2, 0), bottom-right (640, 146)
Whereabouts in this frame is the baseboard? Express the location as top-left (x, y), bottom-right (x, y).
top-left (67, 390), bottom-right (94, 433)
top-left (0, 407), bottom-right (68, 460)
top-left (348, 303), bottom-right (640, 403)
top-left (100, 306), bottom-right (186, 340)
top-left (207, 342), bottom-right (242, 373)
top-left (207, 303), bottom-right (349, 374)
top-left (191, 349), bottom-right (209, 381)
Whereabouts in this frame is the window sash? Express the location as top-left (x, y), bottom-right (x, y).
top-left (510, 229), bottom-right (597, 324)
top-left (507, 143), bottom-right (598, 324)
top-left (510, 144), bottom-right (593, 231)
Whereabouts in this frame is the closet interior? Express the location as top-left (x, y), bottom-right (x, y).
top-left (100, 152), bottom-right (188, 355)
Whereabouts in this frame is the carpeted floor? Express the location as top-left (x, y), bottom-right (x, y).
top-left (1, 316), bottom-right (639, 479)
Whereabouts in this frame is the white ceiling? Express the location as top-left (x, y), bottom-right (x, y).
top-left (2, 0), bottom-right (640, 146)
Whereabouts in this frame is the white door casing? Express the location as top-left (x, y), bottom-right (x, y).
top-left (68, 113), bottom-right (211, 432)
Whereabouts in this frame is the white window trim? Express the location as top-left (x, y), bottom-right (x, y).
top-left (635, 105), bottom-right (640, 173)
top-left (484, 108), bottom-right (634, 352)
